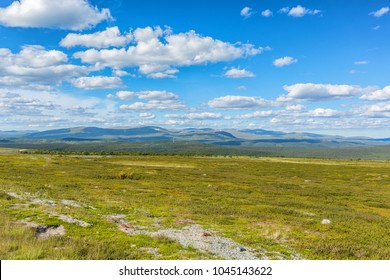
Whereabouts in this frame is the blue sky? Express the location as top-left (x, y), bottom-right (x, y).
top-left (0, 0), bottom-right (389, 137)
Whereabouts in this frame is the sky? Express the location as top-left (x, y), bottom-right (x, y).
top-left (0, 0), bottom-right (389, 137)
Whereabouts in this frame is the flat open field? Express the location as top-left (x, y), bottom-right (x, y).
top-left (1, 149), bottom-right (389, 259)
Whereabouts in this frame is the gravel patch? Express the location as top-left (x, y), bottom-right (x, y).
top-left (61, 199), bottom-right (82, 208)
top-left (6, 192), bottom-right (25, 200)
top-left (6, 192), bottom-right (56, 207)
top-left (19, 218), bottom-right (40, 228)
top-left (107, 215), bottom-right (261, 259)
top-left (149, 225), bottom-right (260, 260)
top-left (30, 198), bottom-right (56, 206)
top-left (57, 214), bottom-right (91, 227)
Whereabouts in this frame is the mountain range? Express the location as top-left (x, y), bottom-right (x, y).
top-left (1, 126), bottom-right (389, 148)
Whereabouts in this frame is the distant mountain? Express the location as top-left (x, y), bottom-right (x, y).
top-left (1, 126), bottom-right (389, 148)
top-left (0, 130), bottom-right (36, 138)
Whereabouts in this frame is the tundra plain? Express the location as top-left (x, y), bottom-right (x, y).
top-left (0, 149), bottom-right (389, 259)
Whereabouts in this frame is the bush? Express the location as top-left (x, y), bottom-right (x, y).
top-left (117, 171), bottom-right (142, 180)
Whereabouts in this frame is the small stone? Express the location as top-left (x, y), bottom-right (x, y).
top-left (239, 246), bottom-right (247, 252)
top-left (321, 219), bottom-right (331, 225)
top-left (303, 212), bottom-right (316, 217)
top-left (202, 232), bottom-right (211, 237)
top-left (36, 225), bottom-right (65, 239)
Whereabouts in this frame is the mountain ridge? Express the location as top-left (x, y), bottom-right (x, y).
top-left (1, 126), bottom-right (389, 148)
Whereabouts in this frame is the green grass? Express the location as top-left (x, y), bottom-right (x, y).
top-left (1, 150), bottom-right (389, 259)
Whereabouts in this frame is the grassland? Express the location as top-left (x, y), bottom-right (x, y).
top-left (1, 139), bottom-right (390, 160)
top-left (0, 148), bottom-right (389, 259)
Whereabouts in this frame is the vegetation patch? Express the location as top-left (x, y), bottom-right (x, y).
top-left (0, 151), bottom-right (389, 259)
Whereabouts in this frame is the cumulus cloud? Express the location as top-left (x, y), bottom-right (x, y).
top-left (307, 108), bottom-right (340, 117)
top-left (71, 76), bottom-right (124, 90)
top-left (115, 90), bottom-right (179, 101)
top-left (224, 68), bottom-right (255, 78)
top-left (0, 0), bottom-right (112, 30)
top-left (207, 95), bottom-right (269, 110)
top-left (0, 91), bottom-right (54, 116)
top-left (370, 7), bottom-right (389, 18)
top-left (273, 56), bottom-right (298, 67)
top-left (73, 26), bottom-right (264, 78)
top-left (117, 90), bottom-right (184, 111)
top-left (166, 112), bottom-right (223, 120)
top-left (0, 45), bottom-right (90, 87)
top-left (240, 7), bottom-right (254, 18)
top-left (120, 99), bottom-right (184, 111)
top-left (0, 88), bottom-right (101, 128)
top-left (278, 83), bottom-right (372, 102)
top-left (285, 104), bottom-right (305, 111)
top-left (236, 111), bottom-right (274, 119)
top-left (361, 86), bottom-right (390, 101)
top-left (147, 69), bottom-right (179, 79)
top-left (261, 9), bottom-right (273, 17)
top-left (113, 69), bottom-right (133, 77)
top-left (361, 102), bottom-right (390, 117)
top-left (60, 27), bottom-right (132, 49)
top-left (139, 112), bottom-right (155, 119)
top-left (279, 5), bottom-right (321, 17)
top-left (279, 7), bottom-right (290, 14)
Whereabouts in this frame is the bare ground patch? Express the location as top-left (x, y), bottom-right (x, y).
top-left (106, 214), bottom-right (263, 260)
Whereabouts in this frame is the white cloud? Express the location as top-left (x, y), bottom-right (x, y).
top-left (60, 27), bottom-right (132, 49)
top-left (115, 90), bottom-right (179, 101)
top-left (280, 5), bottom-right (321, 17)
top-left (370, 7), bottom-right (389, 18)
top-left (71, 76), bottom-right (124, 90)
top-left (0, 0), bottom-right (112, 30)
top-left (307, 108), bottom-right (340, 117)
top-left (0, 88), bottom-right (102, 128)
top-left (279, 7), bottom-right (290, 14)
top-left (224, 67), bottom-right (255, 78)
top-left (120, 99), bottom-right (185, 111)
top-left (147, 69), bottom-right (179, 79)
top-left (73, 26), bottom-right (264, 77)
top-left (349, 69), bottom-right (361, 75)
top-left (166, 112), bottom-right (223, 120)
top-left (285, 104), bottom-right (305, 111)
top-left (237, 111), bottom-right (274, 119)
top-left (0, 45), bottom-right (90, 87)
top-left (373, 25), bottom-right (381, 30)
top-left (139, 112), bottom-right (155, 119)
top-left (361, 102), bottom-right (390, 117)
top-left (354, 61), bottom-right (368, 65)
top-left (236, 86), bottom-right (247, 91)
top-left (113, 69), bottom-right (133, 77)
top-left (273, 56), bottom-right (298, 67)
top-left (278, 83), bottom-right (372, 102)
top-left (207, 95), bottom-right (269, 110)
top-left (361, 86), bottom-right (390, 101)
top-left (240, 7), bottom-right (254, 18)
top-left (261, 9), bottom-right (273, 17)
top-left (117, 90), bottom-right (184, 111)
